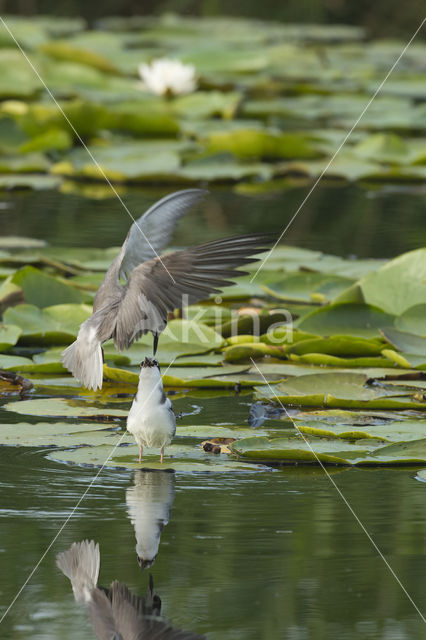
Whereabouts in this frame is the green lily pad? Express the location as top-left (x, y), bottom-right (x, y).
top-left (358, 439), bottom-right (426, 466)
top-left (0, 354), bottom-right (33, 369)
top-left (3, 397), bottom-right (127, 418)
top-left (0, 174), bottom-right (63, 190)
top-left (297, 303), bottom-right (395, 338)
top-left (106, 320), bottom-right (224, 364)
top-left (255, 372), bottom-right (426, 409)
top-left (287, 335), bottom-right (385, 357)
top-left (0, 421), bottom-right (122, 447)
top-left (335, 249), bottom-right (426, 315)
top-left (46, 442), bottom-right (266, 473)
top-left (230, 435), bottom-right (370, 464)
top-left (0, 324), bottom-right (22, 350)
top-left (231, 435), bottom-right (426, 466)
top-left (262, 272), bottom-right (353, 303)
top-left (380, 327), bottom-right (426, 357)
top-left (290, 353), bottom-right (396, 369)
top-left (206, 129), bottom-right (321, 160)
top-left (3, 303), bottom-right (92, 344)
top-left (394, 304), bottom-right (426, 336)
top-left (11, 266), bottom-right (86, 307)
top-left (297, 419), bottom-right (426, 443)
top-left (353, 133), bottom-right (411, 165)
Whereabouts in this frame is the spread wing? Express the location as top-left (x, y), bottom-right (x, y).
top-left (119, 189), bottom-right (208, 280)
top-left (113, 233), bottom-right (273, 350)
top-left (93, 189), bottom-right (208, 314)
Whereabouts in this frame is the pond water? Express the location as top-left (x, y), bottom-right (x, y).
top-left (2, 182), bottom-right (426, 258)
top-left (0, 183), bottom-right (426, 639)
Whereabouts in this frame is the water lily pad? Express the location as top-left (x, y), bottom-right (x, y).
top-left (262, 273), bottom-right (353, 303)
top-left (3, 303), bottom-right (92, 344)
top-left (3, 397), bottom-right (127, 418)
top-left (290, 353), bottom-right (396, 369)
top-left (287, 335), bottom-right (385, 357)
top-left (230, 435), bottom-right (370, 464)
top-left (0, 324), bottom-right (21, 350)
top-left (231, 434), bottom-right (426, 466)
top-left (0, 421), bottom-right (121, 447)
top-left (255, 372), bottom-right (426, 409)
top-left (380, 328), bottom-right (426, 357)
top-left (394, 304), bottom-right (426, 336)
top-left (335, 249), bottom-right (426, 315)
top-left (11, 266), bottom-right (86, 307)
top-left (297, 419), bottom-right (426, 443)
top-left (0, 174), bottom-right (62, 190)
top-left (0, 354), bottom-right (32, 369)
top-left (298, 303), bottom-right (394, 338)
top-left (206, 129), bottom-right (321, 160)
top-left (107, 320), bottom-right (224, 364)
top-left (46, 442), bottom-right (266, 473)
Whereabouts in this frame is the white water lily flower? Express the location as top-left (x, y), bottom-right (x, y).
top-left (138, 58), bottom-right (197, 97)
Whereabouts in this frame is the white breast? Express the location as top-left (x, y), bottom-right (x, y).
top-left (126, 366), bottom-right (176, 450)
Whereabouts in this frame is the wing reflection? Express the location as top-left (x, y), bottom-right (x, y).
top-left (126, 469), bottom-right (175, 570)
top-left (56, 539), bottom-right (205, 639)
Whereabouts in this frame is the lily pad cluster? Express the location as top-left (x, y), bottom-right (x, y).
top-left (0, 235), bottom-right (426, 471)
top-left (0, 15), bottom-right (425, 190)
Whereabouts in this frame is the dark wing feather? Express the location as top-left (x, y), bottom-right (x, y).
top-left (93, 189), bottom-right (207, 315)
top-left (113, 233), bottom-right (274, 350)
top-left (119, 189), bottom-right (208, 280)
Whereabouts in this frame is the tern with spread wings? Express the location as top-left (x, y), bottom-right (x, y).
top-left (62, 189), bottom-right (272, 390)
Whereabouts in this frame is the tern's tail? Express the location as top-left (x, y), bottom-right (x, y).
top-left (62, 323), bottom-right (103, 390)
top-left (56, 540), bottom-right (100, 604)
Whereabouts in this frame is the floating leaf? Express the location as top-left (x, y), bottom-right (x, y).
top-left (0, 324), bottom-right (22, 350)
top-left (11, 266), bottom-right (86, 307)
top-left (335, 249), bottom-right (426, 315)
top-left (298, 303), bottom-right (394, 338)
top-left (395, 304), bottom-right (426, 336)
top-left (287, 335), bottom-right (385, 357)
top-left (262, 273), bottom-right (353, 303)
top-left (231, 434), bottom-right (426, 466)
top-left (255, 372), bottom-right (426, 409)
top-left (46, 442), bottom-right (264, 473)
top-left (3, 303), bottom-right (92, 344)
top-left (380, 327), bottom-right (426, 357)
top-left (3, 397), bottom-right (127, 418)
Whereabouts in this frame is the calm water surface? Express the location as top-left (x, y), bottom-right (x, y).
top-left (1, 182), bottom-right (426, 257)
top-left (0, 183), bottom-right (426, 638)
top-left (0, 393), bottom-right (425, 639)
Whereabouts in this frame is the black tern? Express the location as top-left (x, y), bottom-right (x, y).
top-left (62, 189), bottom-right (273, 390)
top-left (127, 357), bottom-right (176, 464)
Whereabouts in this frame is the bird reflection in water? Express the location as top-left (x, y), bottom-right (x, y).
top-left (126, 469), bottom-right (175, 570)
top-left (56, 538), bottom-right (205, 639)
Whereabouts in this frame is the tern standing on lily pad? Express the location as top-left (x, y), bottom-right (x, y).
top-left (127, 357), bottom-right (175, 464)
top-left (62, 188), bottom-right (273, 390)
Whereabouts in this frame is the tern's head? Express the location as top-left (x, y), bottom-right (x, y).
top-left (137, 554), bottom-right (156, 570)
top-left (140, 357), bottom-right (160, 371)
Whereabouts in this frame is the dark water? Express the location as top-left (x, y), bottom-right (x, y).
top-left (0, 435), bottom-right (425, 639)
top-left (1, 183), bottom-right (426, 638)
top-left (1, 182), bottom-right (426, 258)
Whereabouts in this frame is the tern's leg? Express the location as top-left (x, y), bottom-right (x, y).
top-left (139, 445), bottom-right (143, 464)
top-left (153, 333), bottom-right (159, 355)
top-left (160, 447), bottom-right (164, 464)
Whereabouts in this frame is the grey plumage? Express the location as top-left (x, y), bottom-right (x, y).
top-left (62, 188), bottom-right (274, 390)
top-left (56, 539), bottom-right (205, 640)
